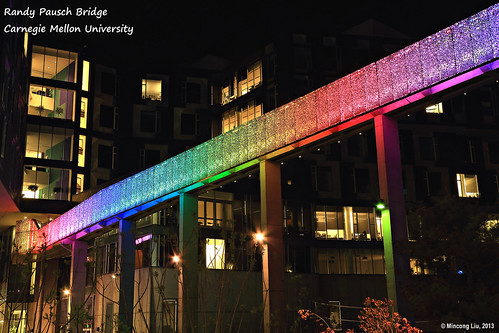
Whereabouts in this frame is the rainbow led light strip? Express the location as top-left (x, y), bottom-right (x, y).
top-left (35, 4), bottom-right (499, 247)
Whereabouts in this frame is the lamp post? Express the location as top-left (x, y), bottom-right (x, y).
top-left (375, 200), bottom-right (398, 312)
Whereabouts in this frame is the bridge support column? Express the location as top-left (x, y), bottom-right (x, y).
top-left (69, 240), bottom-right (88, 332)
top-left (374, 114), bottom-right (410, 316)
top-left (178, 192), bottom-right (198, 332)
top-left (260, 160), bottom-right (285, 333)
top-left (118, 219), bottom-right (135, 332)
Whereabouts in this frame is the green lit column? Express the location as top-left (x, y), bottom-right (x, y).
top-left (374, 114), bottom-right (410, 316)
top-left (69, 240), bottom-right (88, 332)
top-left (118, 219), bottom-right (135, 332)
top-left (260, 160), bottom-right (286, 333)
top-left (178, 192), bottom-right (199, 333)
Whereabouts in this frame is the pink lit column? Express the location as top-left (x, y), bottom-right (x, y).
top-left (118, 219), bottom-right (135, 332)
top-left (69, 240), bottom-right (88, 332)
top-left (178, 192), bottom-right (199, 332)
top-left (374, 114), bottom-right (410, 316)
top-left (260, 160), bottom-right (286, 333)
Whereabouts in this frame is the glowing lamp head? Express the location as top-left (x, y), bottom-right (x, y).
top-left (173, 255), bottom-right (180, 264)
top-left (63, 289), bottom-right (70, 296)
top-left (255, 232), bottom-right (264, 243)
top-left (457, 269), bottom-right (464, 275)
top-left (376, 202), bottom-right (386, 210)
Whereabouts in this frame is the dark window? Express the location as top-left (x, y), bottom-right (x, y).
top-left (186, 82), bottom-right (201, 104)
top-left (489, 141), bottom-right (499, 164)
top-left (101, 72), bottom-right (116, 95)
top-left (354, 168), bottom-right (370, 193)
top-left (347, 135), bottom-right (363, 156)
top-left (140, 111), bottom-right (157, 133)
top-left (99, 105), bottom-right (114, 128)
top-left (181, 113), bottom-right (196, 135)
top-left (428, 172), bottom-right (443, 196)
top-left (399, 131), bottom-right (414, 163)
top-left (98, 145), bottom-right (112, 168)
top-left (419, 137), bottom-right (435, 160)
top-left (317, 166), bottom-right (333, 192)
top-left (143, 149), bottom-right (160, 167)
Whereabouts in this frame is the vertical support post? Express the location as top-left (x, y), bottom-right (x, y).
top-left (260, 160), bottom-right (285, 333)
top-left (374, 114), bottom-right (410, 316)
top-left (178, 193), bottom-right (198, 332)
top-left (118, 219), bottom-right (135, 332)
top-left (69, 240), bottom-right (88, 332)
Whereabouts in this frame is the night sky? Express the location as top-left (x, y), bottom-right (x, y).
top-left (15, 0), bottom-right (499, 68)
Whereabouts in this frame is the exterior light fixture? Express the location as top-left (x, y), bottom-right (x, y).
top-left (63, 289), bottom-right (70, 296)
top-left (376, 201), bottom-right (386, 210)
top-left (111, 274), bottom-right (116, 279)
top-left (172, 255), bottom-right (180, 264)
top-left (254, 232), bottom-right (264, 243)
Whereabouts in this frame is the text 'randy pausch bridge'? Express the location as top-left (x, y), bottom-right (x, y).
top-left (26, 4), bottom-right (499, 248)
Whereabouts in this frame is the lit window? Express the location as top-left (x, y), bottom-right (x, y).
top-left (78, 135), bottom-right (86, 167)
top-left (315, 206), bottom-right (381, 241)
top-left (198, 200), bottom-right (233, 229)
top-left (222, 109), bottom-right (238, 133)
top-left (240, 100), bottom-right (262, 125)
top-left (240, 60), bottom-right (262, 96)
top-left (206, 238), bottom-right (225, 269)
top-left (28, 84), bottom-right (76, 120)
top-left (456, 173), bottom-right (480, 198)
top-left (221, 101), bottom-right (263, 133)
top-left (142, 79), bottom-right (162, 101)
top-left (22, 166), bottom-right (71, 200)
top-left (80, 97), bottom-right (88, 128)
top-left (31, 45), bottom-right (78, 83)
top-left (425, 102), bottom-right (443, 114)
top-left (410, 258), bottom-right (426, 275)
top-left (30, 262), bottom-right (36, 295)
top-left (82, 60), bottom-right (90, 91)
top-left (24, 32), bottom-right (28, 57)
top-left (76, 174), bottom-right (84, 194)
top-left (25, 124), bottom-right (73, 161)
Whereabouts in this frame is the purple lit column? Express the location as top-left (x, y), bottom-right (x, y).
top-left (69, 240), bottom-right (88, 332)
top-left (260, 160), bottom-right (285, 333)
top-left (178, 193), bottom-right (199, 332)
top-left (118, 219), bottom-right (135, 332)
top-left (374, 114), bottom-right (410, 316)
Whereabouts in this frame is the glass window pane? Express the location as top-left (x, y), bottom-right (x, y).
top-left (198, 201), bottom-right (205, 218)
top-left (206, 202), bottom-right (214, 219)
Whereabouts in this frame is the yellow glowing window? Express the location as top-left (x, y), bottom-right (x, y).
top-left (82, 60), bottom-right (90, 91)
top-left (142, 79), bottom-right (162, 101)
top-left (456, 173), bottom-right (480, 198)
top-left (76, 174), bottom-right (84, 194)
top-left (425, 102), bottom-right (443, 114)
top-left (78, 135), bottom-right (86, 167)
top-left (24, 32), bottom-right (28, 57)
top-left (206, 238), bottom-right (225, 269)
top-left (80, 97), bottom-right (88, 128)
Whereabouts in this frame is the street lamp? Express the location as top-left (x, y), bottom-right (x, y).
top-left (172, 255), bottom-right (180, 264)
top-left (254, 232), bottom-right (264, 243)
